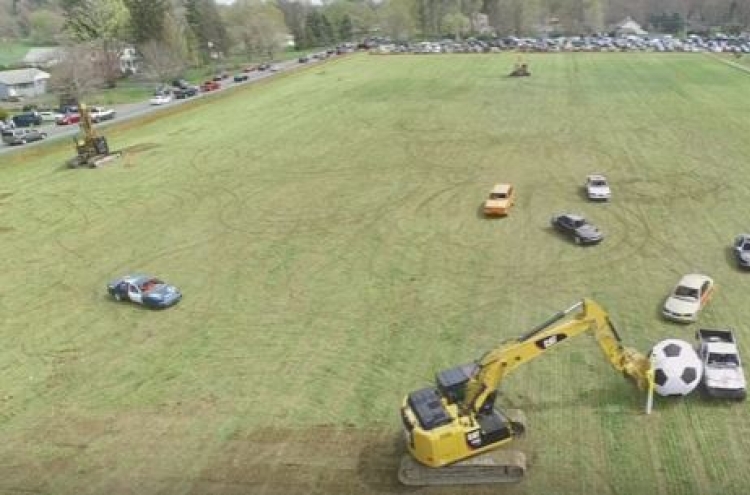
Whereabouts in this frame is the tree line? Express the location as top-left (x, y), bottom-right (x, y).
top-left (2, 0), bottom-right (750, 98)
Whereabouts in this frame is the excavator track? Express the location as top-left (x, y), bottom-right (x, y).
top-left (398, 408), bottom-right (528, 486)
top-left (398, 448), bottom-right (526, 486)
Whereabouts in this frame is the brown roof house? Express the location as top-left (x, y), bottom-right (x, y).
top-left (0, 68), bottom-right (51, 100)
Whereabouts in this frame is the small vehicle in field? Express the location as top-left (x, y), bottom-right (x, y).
top-left (585, 174), bottom-right (611, 201)
top-left (483, 184), bottom-right (516, 217)
top-left (550, 213), bottom-right (603, 245)
top-left (107, 274), bottom-right (182, 309)
top-left (696, 328), bottom-right (746, 399)
top-left (662, 274), bottom-right (714, 323)
top-left (733, 234), bottom-right (750, 269)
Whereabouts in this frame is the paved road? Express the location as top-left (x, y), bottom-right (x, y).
top-left (0, 56), bottom-right (332, 157)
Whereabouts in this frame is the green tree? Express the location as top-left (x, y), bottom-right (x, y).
top-left (338, 14), bottom-right (353, 41)
top-left (28, 9), bottom-right (64, 44)
top-left (224, 0), bottom-right (287, 60)
top-left (124, 0), bottom-right (170, 44)
top-left (60, 0), bottom-right (131, 87)
top-left (184, 0), bottom-right (229, 59)
top-left (380, 0), bottom-right (416, 41)
top-left (442, 11), bottom-right (470, 38)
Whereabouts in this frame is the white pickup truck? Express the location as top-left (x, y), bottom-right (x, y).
top-left (696, 328), bottom-right (747, 400)
top-left (89, 106), bottom-right (116, 123)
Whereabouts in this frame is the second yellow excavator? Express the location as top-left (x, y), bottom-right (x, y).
top-left (68, 103), bottom-right (121, 168)
top-left (399, 298), bottom-right (654, 486)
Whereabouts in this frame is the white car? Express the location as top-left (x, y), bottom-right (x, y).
top-left (38, 110), bottom-right (63, 122)
top-left (585, 174), bottom-right (611, 201)
top-left (149, 93), bottom-right (172, 105)
top-left (662, 274), bottom-right (715, 323)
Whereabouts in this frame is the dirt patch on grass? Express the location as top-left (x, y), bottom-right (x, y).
top-left (188, 425), bottom-right (406, 495)
top-left (121, 143), bottom-right (161, 155)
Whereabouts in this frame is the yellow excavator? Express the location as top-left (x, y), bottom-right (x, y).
top-left (68, 103), bottom-right (121, 168)
top-left (398, 298), bottom-right (654, 486)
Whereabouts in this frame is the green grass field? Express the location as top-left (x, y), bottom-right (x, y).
top-left (2, 52), bottom-right (750, 495)
top-left (0, 41), bottom-right (31, 66)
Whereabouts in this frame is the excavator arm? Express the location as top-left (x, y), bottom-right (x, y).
top-left (463, 299), bottom-right (652, 416)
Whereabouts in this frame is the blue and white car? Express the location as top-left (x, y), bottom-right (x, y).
top-left (107, 274), bottom-right (182, 309)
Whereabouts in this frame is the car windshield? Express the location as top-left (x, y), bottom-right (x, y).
top-left (591, 180), bottom-right (607, 186)
top-left (708, 353), bottom-right (739, 367)
top-left (490, 193), bottom-right (507, 199)
top-left (572, 219), bottom-right (585, 228)
top-left (674, 285), bottom-right (699, 299)
top-left (742, 243), bottom-right (750, 251)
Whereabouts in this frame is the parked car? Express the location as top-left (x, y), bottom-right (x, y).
top-left (56, 113), bottom-right (81, 125)
top-left (733, 234), bottom-right (750, 269)
top-left (12, 112), bottom-right (42, 127)
top-left (38, 110), bottom-right (62, 122)
top-left (233, 73), bottom-right (249, 82)
top-left (171, 79), bottom-right (192, 89)
top-left (550, 213), bottom-right (603, 245)
top-left (662, 274), bottom-right (715, 323)
top-left (258, 63), bottom-right (271, 71)
top-left (90, 106), bottom-right (116, 122)
top-left (2, 128), bottom-right (47, 145)
top-left (298, 56), bottom-right (310, 63)
top-left (242, 65), bottom-right (258, 73)
top-left (149, 92), bottom-right (173, 105)
top-left (483, 183), bottom-right (516, 217)
top-left (200, 80), bottom-right (220, 92)
top-left (107, 274), bottom-right (182, 309)
top-left (585, 174), bottom-right (611, 201)
top-left (174, 87), bottom-right (199, 99)
top-left (696, 328), bottom-right (747, 400)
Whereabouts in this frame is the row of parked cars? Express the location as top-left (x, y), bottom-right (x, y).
top-left (372, 33), bottom-right (750, 55)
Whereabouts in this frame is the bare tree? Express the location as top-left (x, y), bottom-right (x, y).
top-left (139, 39), bottom-right (186, 83)
top-left (49, 42), bottom-right (104, 104)
top-left (226, 0), bottom-right (287, 61)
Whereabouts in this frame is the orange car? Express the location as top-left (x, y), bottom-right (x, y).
top-left (483, 183), bottom-right (516, 216)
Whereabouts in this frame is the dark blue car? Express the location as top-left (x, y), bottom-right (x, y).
top-left (107, 274), bottom-right (182, 309)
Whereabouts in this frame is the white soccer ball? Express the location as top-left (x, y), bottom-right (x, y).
top-left (650, 339), bottom-right (703, 397)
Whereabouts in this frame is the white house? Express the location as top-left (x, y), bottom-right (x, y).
top-left (119, 46), bottom-right (140, 74)
top-left (615, 17), bottom-right (648, 37)
top-left (0, 68), bottom-right (51, 99)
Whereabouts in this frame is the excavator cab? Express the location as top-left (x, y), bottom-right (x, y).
top-left (509, 57), bottom-right (531, 77)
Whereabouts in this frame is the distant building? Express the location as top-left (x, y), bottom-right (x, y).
top-left (0, 68), bottom-right (51, 99)
top-left (119, 46), bottom-right (140, 75)
top-left (615, 17), bottom-right (648, 37)
top-left (22, 47), bottom-right (64, 68)
top-left (471, 13), bottom-right (492, 35)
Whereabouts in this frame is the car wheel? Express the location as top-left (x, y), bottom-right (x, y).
top-left (574, 236), bottom-right (582, 245)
